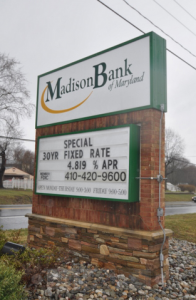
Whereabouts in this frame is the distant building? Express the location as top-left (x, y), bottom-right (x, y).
top-left (3, 167), bottom-right (34, 180)
top-left (166, 182), bottom-right (180, 192)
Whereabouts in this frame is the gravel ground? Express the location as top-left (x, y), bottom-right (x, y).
top-left (27, 238), bottom-right (196, 300)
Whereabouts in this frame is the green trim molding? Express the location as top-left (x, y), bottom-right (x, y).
top-left (35, 124), bottom-right (140, 202)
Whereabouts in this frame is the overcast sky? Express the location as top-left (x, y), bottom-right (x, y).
top-left (0, 0), bottom-right (196, 164)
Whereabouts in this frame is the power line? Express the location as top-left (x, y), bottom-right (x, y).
top-left (0, 136), bottom-right (35, 142)
top-left (97, 0), bottom-right (196, 71)
top-left (173, 0), bottom-right (196, 22)
top-left (153, 0), bottom-right (196, 37)
top-left (166, 49), bottom-right (196, 70)
top-left (123, 0), bottom-right (196, 58)
top-left (98, 0), bottom-right (144, 34)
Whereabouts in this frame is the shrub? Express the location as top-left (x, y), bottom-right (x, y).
top-left (0, 227), bottom-right (7, 252)
top-left (11, 246), bottom-right (62, 269)
top-left (1, 245), bottom-right (65, 286)
top-left (0, 261), bottom-right (27, 300)
top-left (178, 184), bottom-right (196, 193)
top-left (8, 229), bottom-right (22, 243)
top-left (187, 185), bottom-right (196, 193)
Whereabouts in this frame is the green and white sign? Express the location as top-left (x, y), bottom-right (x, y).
top-left (35, 124), bottom-right (140, 202)
top-left (36, 32), bottom-right (166, 128)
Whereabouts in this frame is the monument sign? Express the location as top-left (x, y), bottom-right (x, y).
top-left (27, 32), bottom-right (172, 286)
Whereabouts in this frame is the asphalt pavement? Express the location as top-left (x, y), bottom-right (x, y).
top-left (165, 201), bottom-right (196, 216)
top-left (0, 205), bottom-right (32, 230)
top-left (165, 201), bottom-right (196, 207)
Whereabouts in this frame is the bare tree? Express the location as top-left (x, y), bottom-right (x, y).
top-left (165, 128), bottom-right (187, 177)
top-left (167, 160), bottom-right (196, 186)
top-left (0, 53), bottom-right (34, 125)
top-left (13, 146), bottom-right (35, 175)
top-left (0, 121), bottom-right (22, 187)
top-left (0, 53), bottom-right (34, 187)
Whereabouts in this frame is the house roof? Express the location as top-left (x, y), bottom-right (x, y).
top-left (4, 167), bottom-right (34, 179)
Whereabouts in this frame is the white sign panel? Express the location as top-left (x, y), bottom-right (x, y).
top-left (35, 127), bottom-right (131, 201)
top-left (36, 36), bottom-right (150, 127)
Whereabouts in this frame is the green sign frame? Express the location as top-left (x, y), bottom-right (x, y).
top-left (35, 31), bottom-right (167, 129)
top-left (35, 124), bottom-right (140, 202)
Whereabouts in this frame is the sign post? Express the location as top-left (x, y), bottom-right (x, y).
top-left (27, 31), bottom-right (172, 286)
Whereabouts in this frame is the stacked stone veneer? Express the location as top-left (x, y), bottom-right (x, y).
top-left (27, 108), bottom-right (172, 286)
top-left (27, 214), bottom-right (172, 286)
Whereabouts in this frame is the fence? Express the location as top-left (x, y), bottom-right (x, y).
top-left (3, 178), bottom-right (34, 190)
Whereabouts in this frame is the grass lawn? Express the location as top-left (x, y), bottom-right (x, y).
top-left (165, 192), bottom-right (193, 202)
top-left (0, 228), bottom-right (28, 247)
top-left (0, 189), bottom-right (33, 205)
top-left (165, 213), bottom-right (196, 243)
top-left (4, 228), bottom-right (28, 246)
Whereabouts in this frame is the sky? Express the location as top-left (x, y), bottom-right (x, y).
top-left (0, 0), bottom-right (196, 164)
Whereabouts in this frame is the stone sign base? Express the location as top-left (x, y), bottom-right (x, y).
top-left (26, 214), bottom-right (172, 286)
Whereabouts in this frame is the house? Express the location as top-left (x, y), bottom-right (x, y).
top-left (3, 167), bottom-right (34, 180)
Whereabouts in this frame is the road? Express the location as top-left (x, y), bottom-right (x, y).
top-left (0, 202), bottom-right (196, 230)
top-left (165, 201), bottom-right (196, 216)
top-left (0, 205), bottom-right (32, 230)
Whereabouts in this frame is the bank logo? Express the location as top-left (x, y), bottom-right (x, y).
top-left (41, 59), bottom-right (144, 114)
top-left (41, 85), bottom-right (93, 114)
